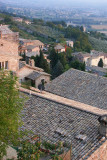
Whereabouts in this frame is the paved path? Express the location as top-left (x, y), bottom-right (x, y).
top-left (19, 87), bottom-right (107, 116)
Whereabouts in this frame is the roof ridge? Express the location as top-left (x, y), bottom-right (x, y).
top-left (19, 87), bottom-right (107, 116)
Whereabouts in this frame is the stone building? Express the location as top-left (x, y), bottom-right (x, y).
top-left (25, 51), bottom-right (40, 64)
top-left (0, 25), bottom-right (50, 88)
top-left (0, 25), bottom-right (20, 72)
top-left (0, 25), bottom-right (19, 42)
top-left (72, 51), bottom-right (107, 67)
top-left (19, 38), bottom-right (44, 54)
top-left (54, 44), bottom-right (65, 53)
top-left (66, 40), bottom-right (74, 48)
top-left (17, 61), bottom-right (50, 88)
top-left (12, 17), bottom-right (23, 23)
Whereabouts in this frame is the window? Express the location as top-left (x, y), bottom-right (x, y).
top-left (2, 62), bottom-right (4, 68)
top-left (5, 61), bottom-right (8, 69)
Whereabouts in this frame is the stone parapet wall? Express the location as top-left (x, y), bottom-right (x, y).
top-left (87, 140), bottom-right (107, 160)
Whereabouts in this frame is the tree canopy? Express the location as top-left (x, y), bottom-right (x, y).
top-left (0, 70), bottom-right (25, 159)
top-left (31, 50), bottom-right (50, 73)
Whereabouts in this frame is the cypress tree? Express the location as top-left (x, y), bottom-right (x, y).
top-left (98, 58), bottom-right (103, 68)
top-left (52, 60), bottom-right (64, 79)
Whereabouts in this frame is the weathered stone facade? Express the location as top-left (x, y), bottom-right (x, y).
top-left (0, 38), bottom-right (20, 72)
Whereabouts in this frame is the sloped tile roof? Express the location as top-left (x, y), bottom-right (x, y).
top-left (26, 71), bottom-right (41, 80)
top-left (21, 95), bottom-right (106, 160)
top-left (45, 68), bottom-right (107, 110)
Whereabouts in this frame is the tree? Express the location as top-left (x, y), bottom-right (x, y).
top-left (52, 60), bottom-right (64, 79)
top-left (98, 58), bottom-right (103, 68)
top-left (58, 53), bottom-right (67, 68)
top-left (0, 70), bottom-right (25, 159)
top-left (31, 50), bottom-right (50, 73)
top-left (70, 60), bottom-right (85, 71)
top-left (49, 48), bottom-right (59, 69)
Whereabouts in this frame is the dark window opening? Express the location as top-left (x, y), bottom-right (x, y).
top-left (5, 61), bottom-right (8, 69)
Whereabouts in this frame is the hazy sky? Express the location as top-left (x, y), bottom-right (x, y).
top-left (3, 0), bottom-right (107, 8)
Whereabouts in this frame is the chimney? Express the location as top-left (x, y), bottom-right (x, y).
top-left (98, 115), bottom-right (107, 137)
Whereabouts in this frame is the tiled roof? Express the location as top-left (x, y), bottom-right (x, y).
top-left (45, 68), bottom-right (107, 110)
top-left (86, 66), bottom-right (107, 73)
top-left (72, 52), bottom-right (90, 58)
top-left (19, 39), bottom-right (44, 47)
top-left (26, 51), bottom-right (40, 58)
top-left (27, 45), bottom-right (36, 50)
top-left (21, 94), bottom-right (106, 160)
top-left (26, 71), bottom-right (41, 80)
top-left (55, 44), bottom-right (65, 50)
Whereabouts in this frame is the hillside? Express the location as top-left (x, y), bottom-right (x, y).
top-left (89, 36), bottom-right (107, 52)
top-left (2, 11), bottom-right (107, 54)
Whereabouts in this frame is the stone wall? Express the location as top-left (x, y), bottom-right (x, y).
top-left (35, 75), bottom-right (50, 88)
top-left (0, 55), bottom-right (19, 72)
top-left (2, 33), bottom-right (19, 43)
top-left (17, 66), bottom-right (34, 81)
top-left (87, 141), bottom-right (107, 160)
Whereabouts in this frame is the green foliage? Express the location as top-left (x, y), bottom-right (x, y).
top-left (17, 140), bottom-right (42, 160)
top-left (90, 31), bottom-right (107, 41)
top-left (31, 50), bottom-right (50, 73)
top-left (43, 141), bottom-right (56, 150)
top-left (64, 64), bottom-right (71, 72)
top-left (33, 18), bottom-right (44, 25)
top-left (66, 48), bottom-right (73, 58)
top-left (21, 80), bottom-right (31, 89)
top-left (104, 73), bottom-right (107, 77)
top-left (65, 26), bottom-right (92, 53)
top-left (21, 52), bottom-right (26, 61)
top-left (49, 48), bottom-right (59, 69)
top-left (52, 60), bottom-right (64, 79)
top-left (70, 60), bottom-right (85, 71)
top-left (0, 70), bottom-right (25, 159)
top-left (89, 36), bottom-right (107, 52)
top-left (58, 53), bottom-right (67, 68)
top-left (98, 58), bottom-right (103, 68)
top-left (17, 140), bottom-right (64, 160)
top-left (3, 15), bottom-right (13, 24)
